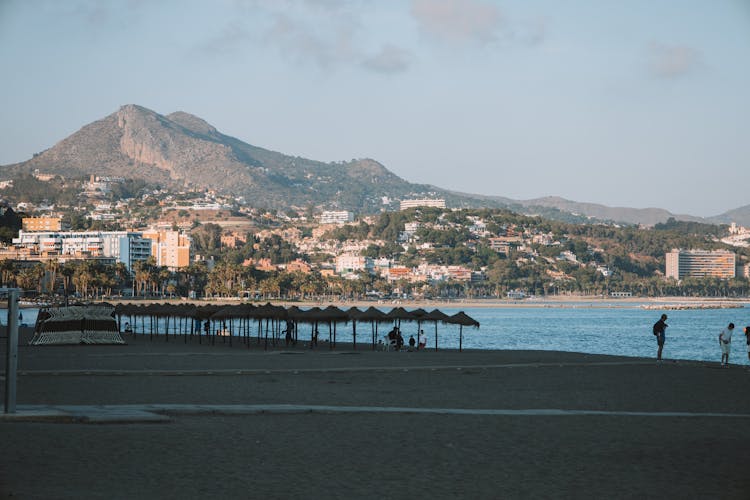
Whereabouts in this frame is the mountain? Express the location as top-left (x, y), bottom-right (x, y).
top-left (1, 104), bottom-right (453, 213)
top-left (1, 104), bottom-right (743, 225)
top-left (707, 205), bottom-right (750, 227)
top-left (514, 196), bottom-right (706, 226)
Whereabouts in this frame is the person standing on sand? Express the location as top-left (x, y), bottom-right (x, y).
top-left (719, 323), bottom-right (734, 367)
top-left (744, 326), bottom-right (750, 364)
top-left (653, 314), bottom-right (668, 362)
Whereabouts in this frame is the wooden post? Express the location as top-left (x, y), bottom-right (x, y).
top-left (4, 289), bottom-right (19, 414)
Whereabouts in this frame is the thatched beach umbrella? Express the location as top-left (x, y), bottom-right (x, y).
top-left (408, 308), bottom-right (429, 348)
top-left (251, 303), bottom-right (288, 350)
top-left (447, 311), bottom-right (480, 352)
top-left (423, 309), bottom-right (451, 351)
top-left (194, 304), bottom-right (222, 344)
top-left (321, 305), bottom-right (349, 349)
top-left (385, 306), bottom-right (413, 324)
top-left (298, 306), bottom-right (323, 348)
top-left (346, 307), bottom-right (363, 349)
top-left (172, 303), bottom-right (198, 342)
top-left (357, 306), bottom-right (389, 350)
top-left (114, 303), bottom-right (139, 336)
top-left (285, 306), bottom-right (308, 345)
top-left (211, 303), bottom-right (255, 346)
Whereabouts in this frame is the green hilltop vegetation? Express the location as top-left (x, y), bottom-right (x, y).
top-left (317, 208), bottom-right (748, 295)
top-left (0, 198), bottom-right (747, 298)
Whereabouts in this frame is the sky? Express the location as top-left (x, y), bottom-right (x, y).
top-left (1, 0), bottom-right (749, 217)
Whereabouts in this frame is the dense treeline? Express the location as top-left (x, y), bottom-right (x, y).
top-left (2, 207), bottom-right (748, 301)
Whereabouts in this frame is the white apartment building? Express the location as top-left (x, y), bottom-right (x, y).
top-left (335, 254), bottom-right (374, 275)
top-left (319, 211), bottom-right (353, 224)
top-left (12, 230), bottom-right (152, 272)
top-left (399, 199), bottom-right (446, 211)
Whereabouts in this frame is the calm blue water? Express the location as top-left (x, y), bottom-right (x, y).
top-left (12, 303), bottom-right (750, 363)
top-left (447, 305), bottom-right (750, 363)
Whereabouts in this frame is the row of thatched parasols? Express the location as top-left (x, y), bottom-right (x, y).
top-left (110, 303), bottom-right (480, 352)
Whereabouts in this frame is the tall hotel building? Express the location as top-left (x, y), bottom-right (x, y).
top-left (665, 249), bottom-right (736, 280)
top-left (142, 229), bottom-right (192, 270)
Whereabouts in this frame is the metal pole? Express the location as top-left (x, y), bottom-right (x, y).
top-left (5, 289), bottom-right (19, 414)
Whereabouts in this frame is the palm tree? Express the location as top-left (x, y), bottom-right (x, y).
top-left (44, 259), bottom-right (61, 293)
top-left (0, 259), bottom-right (18, 287)
top-left (72, 261), bottom-right (95, 298)
top-left (112, 262), bottom-right (130, 293)
top-left (157, 267), bottom-right (172, 297)
top-left (132, 260), bottom-right (151, 297)
top-left (259, 275), bottom-right (280, 299)
top-left (16, 266), bottom-right (39, 291)
top-left (60, 261), bottom-right (76, 303)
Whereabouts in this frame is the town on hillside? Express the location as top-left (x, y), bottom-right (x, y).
top-left (0, 173), bottom-right (749, 302)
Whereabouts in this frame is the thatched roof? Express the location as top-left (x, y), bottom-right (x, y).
top-left (107, 302), bottom-right (478, 329)
top-left (447, 311), bottom-right (480, 327)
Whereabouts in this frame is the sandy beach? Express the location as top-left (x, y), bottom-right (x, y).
top-left (2, 327), bottom-right (750, 499)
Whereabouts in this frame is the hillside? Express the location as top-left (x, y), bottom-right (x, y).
top-left (516, 196), bottom-right (705, 226)
top-left (1, 104), bottom-right (743, 225)
top-left (0, 105), bottom-right (452, 213)
top-left (708, 205), bottom-right (750, 226)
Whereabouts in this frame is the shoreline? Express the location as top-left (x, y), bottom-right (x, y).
top-left (18, 295), bottom-right (747, 310)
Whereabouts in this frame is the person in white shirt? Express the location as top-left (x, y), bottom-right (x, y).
top-left (719, 323), bottom-right (735, 367)
top-left (418, 329), bottom-right (427, 350)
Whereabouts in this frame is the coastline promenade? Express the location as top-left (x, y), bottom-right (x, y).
top-left (3, 328), bottom-right (750, 499)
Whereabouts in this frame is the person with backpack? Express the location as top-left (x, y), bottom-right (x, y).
top-left (653, 314), bottom-right (668, 362)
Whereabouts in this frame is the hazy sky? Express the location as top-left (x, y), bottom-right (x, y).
top-left (1, 0), bottom-right (749, 217)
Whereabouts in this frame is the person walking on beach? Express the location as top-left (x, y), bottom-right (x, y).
top-left (719, 323), bottom-right (735, 367)
top-left (745, 326), bottom-right (750, 364)
top-left (653, 314), bottom-right (668, 361)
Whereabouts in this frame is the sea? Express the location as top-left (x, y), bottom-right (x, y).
top-left (7, 302), bottom-right (750, 364)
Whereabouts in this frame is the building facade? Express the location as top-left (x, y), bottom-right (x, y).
top-left (319, 211), bottom-right (353, 224)
top-left (142, 229), bottom-right (192, 270)
top-left (335, 254), bottom-right (374, 275)
top-left (22, 216), bottom-right (64, 232)
top-left (399, 199), bottom-right (446, 211)
top-left (11, 230), bottom-right (152, 272)
top-left (665, 249), bottom-right (736, 279)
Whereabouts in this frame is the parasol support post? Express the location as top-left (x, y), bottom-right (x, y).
top-left (4, 289), bottom-right (19, 414)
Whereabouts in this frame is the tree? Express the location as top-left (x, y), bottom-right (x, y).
top-left (191, 223), bottom-right (222, 253)
top-left (0, 259), bottom-right (18, 287)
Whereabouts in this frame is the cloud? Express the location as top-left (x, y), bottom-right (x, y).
top-left (410, 0), bottom-right (503, 44)
top-left (515, 17), bottom-right (546, 47)
top-left (362, 44), bottom-right (413, 74)
top-left (648, 43), bottom-right (702, 78)
top-left (215, 1), bottom-right (414, 74)
top-left (264, 11), bottom-right (358, 69)
top-left (198, 22), bottom-right (254, 56)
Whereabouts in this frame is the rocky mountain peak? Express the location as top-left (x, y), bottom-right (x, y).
top-left (166, 111), bottom-right (218, 137)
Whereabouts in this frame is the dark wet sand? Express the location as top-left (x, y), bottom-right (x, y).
top-left (2, 329), bottom-right (750, 499)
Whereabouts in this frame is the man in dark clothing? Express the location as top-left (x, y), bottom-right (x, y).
top-left (653, 314), bottom-right (668, 362)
